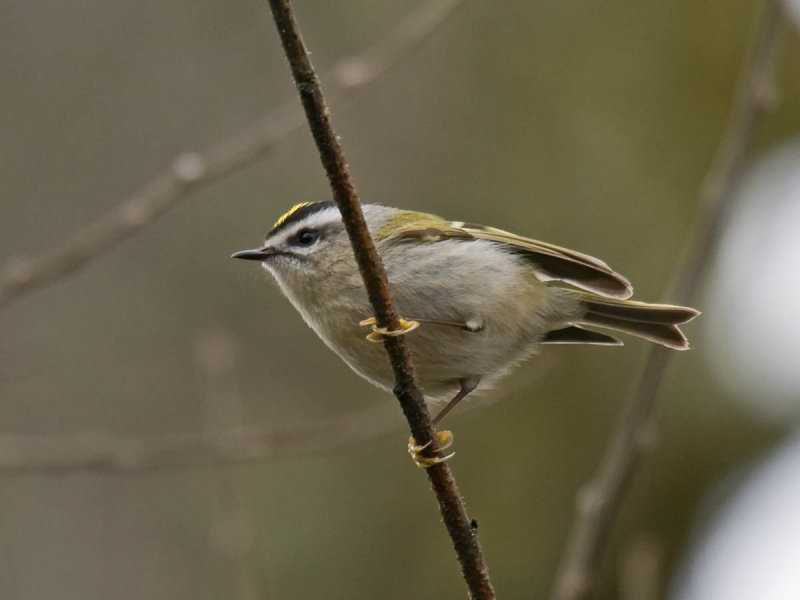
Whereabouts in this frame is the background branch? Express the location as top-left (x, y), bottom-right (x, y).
top-left (551, 2), bottom-right (786, 599)
top-left (0, 392), bottom-right (508, 474)
top-left (265, 1), bottom-right (494, 598)
top-left (196, 329), bottom-right (262, 600)
top-left (0, 0), bottom-right (464, 310)
top-left (0, 405), bottom-right (401, 474)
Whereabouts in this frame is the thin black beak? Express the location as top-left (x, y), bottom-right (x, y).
top-left (231, 248), bottom-right (275, 261)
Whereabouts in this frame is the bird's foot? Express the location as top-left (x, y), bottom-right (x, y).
top-left (359, 316), bottom-right (420, 342)
top-left (408, 430), bottom-right (454, 468)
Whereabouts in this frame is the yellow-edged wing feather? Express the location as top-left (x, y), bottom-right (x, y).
top-left (384, 215), bottom-right (633, 299)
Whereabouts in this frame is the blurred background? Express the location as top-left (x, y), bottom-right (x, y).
top-left (2, 0), bottom-right (800, 598)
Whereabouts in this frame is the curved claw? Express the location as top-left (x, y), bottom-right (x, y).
top-left (359, 317), bottom-right (420, 342)
top-left (408, 430), bottom-right (455, 468)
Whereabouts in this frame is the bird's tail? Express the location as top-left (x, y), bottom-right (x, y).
top-left (544, 291), bottom-right (700, 350)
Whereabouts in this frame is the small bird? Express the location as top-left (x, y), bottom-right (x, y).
top-left (233, 202), bottom-right (698, 465)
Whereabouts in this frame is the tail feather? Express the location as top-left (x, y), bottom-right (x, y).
top-left (567, 292), bottom-right (700, 351)
top-left (580, 312), bottom-right (690, 350)
top-left (542, 325), bottom-right (623, 346)
top-left (583, 297), bottom-right (699, 325)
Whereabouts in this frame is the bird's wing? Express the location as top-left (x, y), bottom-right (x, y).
top-left (385, 219), bottom-right (633, 299)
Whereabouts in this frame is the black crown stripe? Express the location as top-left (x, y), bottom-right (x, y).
top-left (266, 201), bottom-right (336, 239)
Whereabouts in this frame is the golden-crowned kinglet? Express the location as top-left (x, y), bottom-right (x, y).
top-left (233, 201), bottom-right (698, 427)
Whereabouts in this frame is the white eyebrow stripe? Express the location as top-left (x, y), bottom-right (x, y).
top-left (298, 206), bottom-right (341, 230)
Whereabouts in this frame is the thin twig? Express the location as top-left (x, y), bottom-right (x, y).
top-left (0, 390), bottom-right (509, 474)
top-left (0, 0), bottom-right (465, 310)
top-left (619, 534), bottom-right (661, 600)
top-left (196, 329), bottom-right (260, 600)
top-left (265, 1), bottom-right (494, 598)
top-left (0, 376), bottom-right (516, 474)
top-left (551, 3), bottom-right (785, 599)
top-left (0, 404), bottom-right (401, 474)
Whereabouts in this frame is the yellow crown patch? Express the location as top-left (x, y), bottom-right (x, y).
top-left (273, 202), bottom-right (313, 229)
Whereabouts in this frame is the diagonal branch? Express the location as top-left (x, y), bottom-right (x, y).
top-left (0, 0), bottom-right (465, 310)
top-left (264, 1), bottom-right (494, 598)
top-left (552, 2), bottom-right (786, 599)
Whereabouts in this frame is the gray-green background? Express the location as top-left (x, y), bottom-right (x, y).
top-left (2, 1), bottom-right (799, 598)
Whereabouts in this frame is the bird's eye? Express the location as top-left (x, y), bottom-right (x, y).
top-left (294, 229), bottom-right (318, 246)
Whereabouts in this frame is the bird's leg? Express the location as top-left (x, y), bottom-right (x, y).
top-left (432, 376), bottom-right (481, 425)
top-left (359, 316), bottom-right (485, 341)
top-left (408, 377), bottom-right (480, 468)
top-left (409, 317), bottom-right (485, 332)
top-left (358, 317), bottom-right (483, 466)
